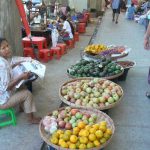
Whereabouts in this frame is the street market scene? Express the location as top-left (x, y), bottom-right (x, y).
top-left (0, 0), bottom-right (150, 150)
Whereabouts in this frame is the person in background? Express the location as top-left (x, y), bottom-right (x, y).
top-left (126, 3), bottom-right (136, 20)
top-left (39, 0), bottom-right (47, 19)
top-left (111, 0), bottom-right (121, 24)
top-left (120, 0), bottom-right (127, 12)
top-left (144, 22), bottom-right (150, 98)
top-left (59, 15), bottom-right (74, 42)
top-left (25, 1), bottom-right (39, 24)
top-left (0, 38), bottom-right (41, 124)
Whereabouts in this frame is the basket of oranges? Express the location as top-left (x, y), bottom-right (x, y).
top-left (39, 107), bottom-right (115, 150)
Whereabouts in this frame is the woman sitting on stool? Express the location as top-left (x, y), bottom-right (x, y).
top-left (58, 15), bottom-right (74, 42)
top-left (0, 38), bottom-right (41, 124)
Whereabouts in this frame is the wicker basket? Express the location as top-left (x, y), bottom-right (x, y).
top-left (82, 47), bottom-right (130, 61)
top-left (59, 78), bottom-right (124, 110)
top-left (39, 107), bottom-right (115, 150)
top-left (67, 68), bottom-right (124, 80)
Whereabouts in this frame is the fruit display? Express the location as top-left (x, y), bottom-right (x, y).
top-left (60, 78), bottom-right (123, 110)
top-left (84, 44), bottom-right (108, 55)
top-left (84, 44), bottom-right (128, 58)
top-left (116, 61), bottom-right (136, 69)
top-left (39, 107), bottom-right (115, 150)
top-left (100, 46), bottom-right (126, 56)
top-left (67, 59), bottom-right (123, 79)
top-left (42, 107), bottom-right (98, 132)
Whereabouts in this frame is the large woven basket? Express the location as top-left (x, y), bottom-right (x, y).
top-left (67, 68), bottom-right (124, 80)
top-left (59, 78), bottom-right (124, 110)
top-left (39, 107), bottom-right (115, 150)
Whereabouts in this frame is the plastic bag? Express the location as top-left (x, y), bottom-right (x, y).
top-left (51, 28), bottom-right (59, 47)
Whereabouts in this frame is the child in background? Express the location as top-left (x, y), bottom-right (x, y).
top-left (126, 3), bottom-right (136, 20)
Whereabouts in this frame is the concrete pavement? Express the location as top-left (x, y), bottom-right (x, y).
top-left (1, 9), bottom-right (150, 150)
top-left (97, 10), bottom-right (150, 150)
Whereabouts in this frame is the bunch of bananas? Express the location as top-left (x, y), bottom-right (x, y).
top-left (84, 44), bottom-right (108, 55)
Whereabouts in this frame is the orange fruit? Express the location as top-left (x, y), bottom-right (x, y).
top-left (50, 137), bottom-right (58, 145)
top-left (78, 121), bottom-right (86, 129)
top-left (60, 141), bottom-right (68, 148)
top-left (85, 125), bottom-right (91, 130)
top-left (89, 128), bottom-right (96, 134)
top-left (79, 136), bottom-right (88, 144)
top-left (89, 134), bottom-right (96, 142)
top-left (73, 127), bottom-right (80, 135)
top-left (58, 139), bottom-right (65, 146)
top-left (92, 124), bottom-right (99, 130)
top-left (52, 132), bottom-right (59, 139)
top-left (94, 140), bottom-right (101, 147)
top-left (100, 121), bottom-right (107, 126)
top-left (62, 134), bottom-right (70, 142)
top-left (69, 143), bottom-right (76, 149)
top-left (106, 128), bottom-right (112, 135)
top-left (81, 129), bottom-right (89, 137)
top-left (79, 144), bottom-right (86, 149)
top-left (87, 142), bottom-right (94, 148)
top-left (99, 125), bottom-right (107, 132)
top-left (65, 130), bottom-right (72, 136)
top-left (100, 138), bottom-right (107, 144)
top-left (95, 130), bottom-right (103, 138)
top-left (103, 133), bottom-right (110, 140)
top-left (56, 130), bottom-right (64, 135)
top-left (70, 135), bottom-right (78, 143)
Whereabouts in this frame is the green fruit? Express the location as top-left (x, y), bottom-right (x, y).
top-left (108, 97), bottom-right (115, 104)
top-left (86, 87), bottom-right (92, 94)
top-left (69, 119), bottom-right (76, 124)
top-left (72, 122), bottom-right (77, 128)
top-left (75, 112), bottom-right (83, 119)
top-left (94, 91), bottom-right (100, 98)
top-left (74, 93), bottom-right (81, 99)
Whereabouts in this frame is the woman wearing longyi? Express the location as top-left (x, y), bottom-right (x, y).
top-left (0, 38), bottom-right (40, 124)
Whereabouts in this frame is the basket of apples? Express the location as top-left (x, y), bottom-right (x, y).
top-left (59, 78), bottom-right (123, 110)
top-left (39, 107), bottom-right (115, 150)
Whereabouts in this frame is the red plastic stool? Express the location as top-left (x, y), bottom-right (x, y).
top-left (39, 49), bottom-right (53, 62)
top-left (50, 47), bottom-right (61, 59)
top-left (74, 32), bottom-right (79, 41)
top-left (22, 36), bottom-right (47, 50)
top-left (65, 39), bottom-right (75, 49)
top-left (23, 47), bottom-right (35, 59)
top-left (78, 23), bottom-right (86, 33)
top-left (56, 43), bottom-right (67, 55)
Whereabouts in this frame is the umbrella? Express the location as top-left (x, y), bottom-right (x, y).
top-left (15, 0), bottom-right (31, 38)
top-left (15, 0), bottom-right (40, 60)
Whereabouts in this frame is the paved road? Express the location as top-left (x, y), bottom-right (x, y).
top-left (96, 10), bottom-right (150, 150)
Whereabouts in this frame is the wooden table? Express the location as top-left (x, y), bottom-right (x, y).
top-left (30, 29), bottom-right (51, 47)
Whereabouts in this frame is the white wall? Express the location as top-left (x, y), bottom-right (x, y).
top-left (69, 0), bottom-right (88, 12)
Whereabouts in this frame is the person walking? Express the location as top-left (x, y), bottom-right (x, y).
top-left (111, 0), bottom-right (121, 24)
top-left (144, 22), bottom-right (150, 98)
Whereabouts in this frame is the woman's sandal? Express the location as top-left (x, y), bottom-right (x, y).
top-left (146, 92), bottom-right (150, 98)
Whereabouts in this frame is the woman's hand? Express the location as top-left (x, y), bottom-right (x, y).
top-left (20, 72), bottom-right (31, 80)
